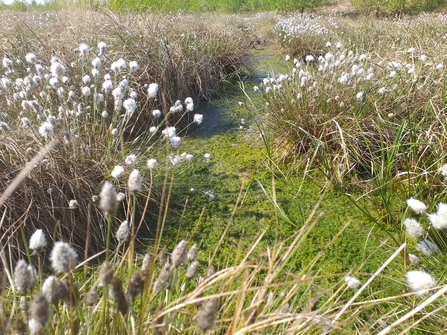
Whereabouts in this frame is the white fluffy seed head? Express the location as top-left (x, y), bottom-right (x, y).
top-left (344, 275), bottom-right (361, 289)
top-left (128, 169), bottom-right (142, 194)
top-left (111, 165), bottom-right (125, 179)
top-left (29, 229), bottom-right (47, 254)
top-left (147, 158), bottom-right (158, 170)
top-left (171, 240), bottom-right (187, 267)
top-left (194, 114), bottom-right (203, 125)
top-left (406, 198), bottom-right (427, 214)
top-left (125, 154), bottom-right (137, 166)
top-left (99, 181), bottom-right (118, 215)
top-left (50, 242), bottom-right (77, 274)
top-left (148, 83), bottom-right (159, 98)
top-left (116, 220), bottom-right (129, 242)
top-left (403, 218), bottom-right (425, 239)
top-left (14, 260), bottom-right (35, 292)
top-left (406, 270), bottom-right (436, 296)
top-left (428, 213), bottom-right (447, 230)
top-left (415, 239), bottom-right (439, 256)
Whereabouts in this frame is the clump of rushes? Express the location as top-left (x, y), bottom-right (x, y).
top-left (253, 14), bottom-right (447, 194)
top-left (0, 9), bottom-right (251, 259)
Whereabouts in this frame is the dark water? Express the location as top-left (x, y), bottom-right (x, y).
top-left (187, 45), bottom-right (290, 138)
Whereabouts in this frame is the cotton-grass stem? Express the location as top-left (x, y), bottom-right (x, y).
top-left (135, 169), bottom-right (153, 236)
top-left (105, 214), bottom-right (113, 261)
top-left (377, 283), bottom-right (447, 335)
top-left (332, 242), bottom-right (407, 324)
top-left (154, 164), bottom-right (176, 257)
top-left (19, 226), bottom-right (33, 269)
top-left (128, 194), bottom-right (137, 278)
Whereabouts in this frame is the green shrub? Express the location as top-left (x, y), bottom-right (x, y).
top-left (351, 0), bottom-right (446, 15)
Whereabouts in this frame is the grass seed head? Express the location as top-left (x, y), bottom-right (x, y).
top-left (42, 275), bottom-right (69, 305)
top-left (29, 229), bottom-right (47, 254)
top-left (406, 270), bottom-right (437, 296)
top-left (171, 240), bottom-right (187, 267)
top-left (197, 299), bottom-right (218, 331)
top-left (99, 181), bottom-right (118, 215)
top-left (127, 272), bottom-right (145, 301)
top-left (13, 260), bottom-right (35, 293)
top-left (116, 220), bottom-right (129, 242)
top-left (50, 242), bottom-right (78, 274)
top-left (29, 292), bottom-right (50, 326)
top-left (86, 286), bottom-right (98, 306)
top-left (128, 169), bottom-right (143, 194)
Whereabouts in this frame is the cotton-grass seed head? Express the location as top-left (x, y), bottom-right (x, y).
top-left (125, 154), bottom-right (137, 165)
top-left (205, 191), bottom-right (214, 201)
top-left (98, 262), bottom-right (115, 287)
top-left (152, 109), bottom-right (162, 118)
top-left (29, 292), bottom-right (51, 326)
top-left (129, 61), bottom-right (139, 71)
top-left (99, 181), bottom-right (118, 215)
top-left (148, 83), bottom-right (159, 98)
top-left (50, 241), bottom-right (77, 274)
top-left (117, 192), bottom-right (126, 202)
top-left (428, 213), bottom-right (447, 230)
top-left (147, 158), bottom-right (158, 170)
top-left (111, 165), bottom-right (125, 179)
top-left (187, 244), bottom-right (198, 262)
top-left (128, 169), bottom-right (143, 194)
top-left (127, 272), bottom-right (145, 301)
top-left (28, 318), bottom-right (43, 335)
top-left (2, 56), bottom-right (13, 72)
top-left (86, 285), bottom-right (98, 306)
top-left (14, 260), bottom-right (35, 292)
top-left (197, 299), bottom-right (218, 331)
top-left (21, 117), bottom-right (31, 128)
top-left (38, 121), bottom-right (53, 138)
top-left (344, 275), bottom-right (361, 290)
top-left (50, 61), bottom-right (65, 78)
top-left (406, 198), bottom-right (427, 214)
top-left (116, 220), bottom-right (129, 242)
top-left (142, 253), bottom-right (152, 273)
top-left (98, 41), bottom-right (107, 55)
top-left (406, 270), bottom-right (437, 297)
top-left (403, 218), bottom-right (425, 239)
top-left (415, 239), bottom-right (439, 256)
top-left (193, 114), bottom-right (203, 125)
top-left (29, 229), bottom-right (47, 254)
top-left (409, 253), bottom-right (420, 266)
top-left (171, 240), bottom-right (188, 267)
top-left (186, 260), bottom-right (199, 280)
top-left (78, 43), bottom-right (89, 56)
top-left (42, 275), bottom-right (68, 305)
top-left (68, 199), bottom-right (78, 209)
top-left (170, 155), bottom-right (181, 166)
top-left (162, 126), bottom-right (176, 139)
top-left (153, 262), bottom-right (171, 295)
top-left (25, 53), bottom-right (37, 64)
top-left (170, 136), bottom-right (181, 148)
top-left (111, 58), bottom-right (126, 72)
top-left (123, 98), bottom-right (136, 116)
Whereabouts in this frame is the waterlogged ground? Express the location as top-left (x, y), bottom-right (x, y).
top-left (156, 45), bottom-right (400, 292)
